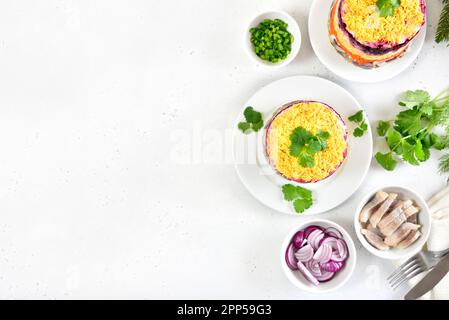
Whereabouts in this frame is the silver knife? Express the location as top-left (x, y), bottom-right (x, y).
top-left (405, 253), bottom-right (449, 300)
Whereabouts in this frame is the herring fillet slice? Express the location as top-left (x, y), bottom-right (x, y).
top-left (384, 223), bottom-right (421, 247)
top-left (359, 191), bottom-right (389, 223)
top-left (361, 229), bottom-right (389, 251)
top-left (396, 230), bottom-right (422, 249)
top-left (369, 193), bottom-right (398, 228)
top-left (404, 205), bottom-right (420, 218)
top-left (378, 200), bottom-right (413, 236)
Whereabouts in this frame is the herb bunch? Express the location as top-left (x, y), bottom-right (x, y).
top-left (282, 184), bottom-right (313, 214)
top-left (375, 89), bottom-right (449, 172)
top-left (348, 110), bottom-right (368, 137)
top-left (289, 127), bottom-right (330, 168)
top-left (238, 107), bottom-right (264, 133)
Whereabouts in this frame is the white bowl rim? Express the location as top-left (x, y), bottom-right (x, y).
top-left (244, 10), bottom-right (302, 68)
top-left (354, 185), bottom-right (431, 260)
top-left (280, 219), bottom-right (357, 293)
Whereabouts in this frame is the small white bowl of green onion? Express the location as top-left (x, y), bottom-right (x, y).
top-left (245, 10), bottom-right (301, 68)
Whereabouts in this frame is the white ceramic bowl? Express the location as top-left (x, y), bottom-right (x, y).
top-left (354, 186), bottom-right (431, 260)
top-left (244, 10), bottom-right (301, 68)
top-left (281, 219), bottom-right (357, 293)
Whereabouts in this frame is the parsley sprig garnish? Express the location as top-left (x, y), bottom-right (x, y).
top-left (282, 184), bottom-right (313, 214)
top-left (289, 127), bottom-right (330, 168)
top-left (238, 107), bottom-right (264, 133)
top-left (376, 0), bottom-right (401, 18)
top-left (375, 89), bottom-right (449, 172)
top-left (348, 110), bottom-right (368, 137)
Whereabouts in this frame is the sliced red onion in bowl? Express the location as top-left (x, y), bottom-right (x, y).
top-left (325, 227), bottom-right (343, 239)
top-left (294, 244), bottom-right (314, 262)
top-left (315, 270), bottom-right (335, 282)
top-left (319, 235), bottom-right (339, 250)
top-left (331, 239), bottom-right (349, 262)
top-left (286, 225), bottom-right (350, 286)
top-left (285, 243), bottom-right (298, 270)
top-left (305, 260), bottom-right (322, 277)
top-left (304, 225), bottom-right (324, 238)
top-left (320, 260), bottom-right (344, 273)
top-left (292, 231), bottom-right (305, 249)
top-left (308, 229), bottom-right (325, 250)
top-left (297, 261), bottom-right (319, 286)
top-left (313, 244), bottom-right (332, 263)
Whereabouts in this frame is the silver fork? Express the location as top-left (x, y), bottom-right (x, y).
top-left (388, 248), bottom-right (449, 290)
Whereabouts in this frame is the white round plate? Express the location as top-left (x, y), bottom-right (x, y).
top-left (233, 76), bottom-right (373, 215)
top-left (308, 0), bottom-right (426, 83)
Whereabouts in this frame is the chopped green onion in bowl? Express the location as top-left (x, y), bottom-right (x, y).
top-left (249, 18), bottom-right (294, 63)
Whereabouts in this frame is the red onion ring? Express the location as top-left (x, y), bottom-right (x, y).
top-left (325, 227), bottom-right (343, 239)
top-left (285, 243), bottom-right (298, 270)
top-left (292, 231), bottom-right (305, 249)
top-left (313, 244), bottom-right (332, 263)
top-left (321, 260), bottom-right (344, 273)
top-left (304, 225), bottom-right (324, 238)
top-left (308, 230), bottom-right (325, 250)
top-left (295, 244), bottom-right (314, 262)
top-left (297, 261), bottom-right (319, 286)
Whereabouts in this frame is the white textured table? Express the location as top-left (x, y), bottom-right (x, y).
top-left (0, 0), bottom-right (448, 299)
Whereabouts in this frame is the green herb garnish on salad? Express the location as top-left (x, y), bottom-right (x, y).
top-left (348, 110), bottom-right (368, 137)
top-left (249, 19), bottom-right (294, 63)
top-left (289, 127), bottom-right (330, 168)
top-left (238, 106), bottom-right (264, 134)
top-left (375, 88), bottom-right (449, 172)
top-left (376, 0), bottom-right (401, 18)
top-left (282, 184), bottom-right (313, 214)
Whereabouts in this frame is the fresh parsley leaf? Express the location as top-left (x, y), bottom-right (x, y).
top-left (243, 106), bottom-right (262, 124)
top-left (252, 120), bottom-right (264, 132)
top-left (377, 120), bottom-right (391, 136)
top-left (421, 102), bottom-right (434, 116)
top-left (348, 110), bottom-right (364, 123)
top-left (395, 109), bottom-right (422, 136)
top-left (433, 134), bottom-right (449, 150)
top-left (289, 127), bottom-right (330, 168)
top-left (375, 152), bottom-right (398, 171)
top-left (290, 127), bottom-right (312, 145)
top-left (282, 184), bottom-right (304, 201)
top-left (238, 122), bottom-right (251, 133)
top-left (349, 111), bottom-right (368, 137)
top-left (299, 153), bottom-right (315, 168)
top-left (402, 141), bottom-right (420, 166)
top-left (282, 184), bottom-right (313, 214)
top-left (307, 139), bottom-right (323, 155)
top-left (399, 90), bottom-right (431, 109)
top-left (414, 140), bottom-right (427, 162)
top-left (316, 130), bottom-right (330, 148)
top-left (353, 127), bottom-right (365, 137)
top-left (317, 130), bottom-right (330, 139)
top-left (238, 107), bottom-right (264, 134)
top-left (294, 197), bottom-right (313, 214)
top-left (376, 0), bottom-right (401, 18)
top-left (360, 121), bottom-right (368, 131)
top-left (289, 143), bottom-right (302, 157)
top-left (387, 128), bottom-right (404, 154)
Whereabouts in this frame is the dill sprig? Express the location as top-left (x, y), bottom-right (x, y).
top-left (436, 0), bottom-right (449, 44)
top-left (439, 154), bottom-right (449, 173)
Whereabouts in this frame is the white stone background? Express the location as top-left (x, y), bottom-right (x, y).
top-left (0, 0), bottom-right (448, 299)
